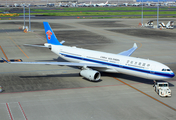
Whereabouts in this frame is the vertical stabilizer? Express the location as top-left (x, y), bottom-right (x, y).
top-left (43, 22), bottom-right (62, 45)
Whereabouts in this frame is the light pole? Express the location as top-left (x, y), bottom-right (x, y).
top-left (23, 4), bottom-right (25, 28)
top-left (157, 0), bottom-right (159, 28)
top-left (141, 0), bottom-right (143, 26)
top-left (29, 4), bottom-right (31, 32)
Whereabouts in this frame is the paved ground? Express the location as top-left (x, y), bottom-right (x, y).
top-left (0, 18), bottom-right (176, 120)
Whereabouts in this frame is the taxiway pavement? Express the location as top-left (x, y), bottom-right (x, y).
top-left (0, 18), bottom-right (176, 120)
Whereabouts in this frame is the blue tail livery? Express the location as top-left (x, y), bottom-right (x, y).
top-left (43, 22), bottom-right (62, 45)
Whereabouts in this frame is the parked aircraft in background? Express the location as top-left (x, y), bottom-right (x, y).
top-left (95, 1), bottom-right (108, 7)
top-left (106, 3), bottom-right (117, 7)
top-left (83, 1), bottom-right (93, 7)
top-left (3, 22), bottom-right (175, 81)
top-left (165, 21), bottom-right (174, 29)
top-left (145, 21), bottom-right (174, 29)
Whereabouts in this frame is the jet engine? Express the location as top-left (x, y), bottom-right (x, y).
top-left (80, 70), bottom-right (101, 81)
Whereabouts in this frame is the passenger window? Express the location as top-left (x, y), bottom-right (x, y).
top-left (142, 63), bottom-right (146, 66)
top-left (130, 61), bottom-right (133, 64)
top-left (138, 62), bottom-right (141, 65)
top-left (135, 62), bottom-right (137, 65)
top-left (147, 64), bottom-right (150, 67)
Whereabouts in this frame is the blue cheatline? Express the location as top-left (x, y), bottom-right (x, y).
top-left (60, 53), bottom-right (175, 78)
top-left (43, 22), bottom-right (62, 45)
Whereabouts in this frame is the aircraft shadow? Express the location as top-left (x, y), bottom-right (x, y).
top-left (35, 57), bottom-right (67, 62)
top-left (20, 73), bottom-right (79, 79)
top-left (20, 73), bottom-right (102, 83)
top-left (32, 57), bottom-right (174, 86)
top-left (102, 72), bottom-right (175, 87)
top-left (19, 72), bottom-right (174, 86)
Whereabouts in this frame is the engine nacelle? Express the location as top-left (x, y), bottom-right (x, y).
top-left (80, 70), bottom-right (101, 81)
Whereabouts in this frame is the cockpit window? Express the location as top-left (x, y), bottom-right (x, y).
top-left (159, 84), bottom-right (168, 87)
top-left (162, 69), bottom-right (171, 71)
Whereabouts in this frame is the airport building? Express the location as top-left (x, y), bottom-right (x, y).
top-left (0, 0), bottom-right (136, 5)
top-left (0, 0), bottom-right (175, 6)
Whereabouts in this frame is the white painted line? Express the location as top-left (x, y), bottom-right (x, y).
top-left (18, 102), bottom-right (28, 120)
top-left (6, 103), bottom-right (14, 120)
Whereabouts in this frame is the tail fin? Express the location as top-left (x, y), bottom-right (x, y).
top-left (43, 22), bottom-right (62, 45)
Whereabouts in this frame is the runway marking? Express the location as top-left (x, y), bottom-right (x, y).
top-left (6, 103), bottom-right (14, 120)
top-left (18, 102), bottom-right (28, 120)
top-left (9, 37), bottom-right (29, 58)
top-left (113, 77), bottom-right (176, 111)
top-left (0, 46), bottom-right (9, 60)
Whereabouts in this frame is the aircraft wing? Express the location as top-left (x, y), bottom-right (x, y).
top-left (118, 43), bottom-right (137, 56)
top-left (2, 58), bottom-right (108, 68)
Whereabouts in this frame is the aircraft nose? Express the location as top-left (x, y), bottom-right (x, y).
top-left (170, 72), bottom-right (175, 78)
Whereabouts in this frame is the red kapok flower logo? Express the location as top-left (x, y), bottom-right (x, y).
top-left (46, 30), bottom-right (52, 40)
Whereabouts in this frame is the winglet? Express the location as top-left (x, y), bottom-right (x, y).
top-left (43, 22), bottom-right (62, 45)
top-left (133, 43), bottom-right (137, 48)
top-left (118, 43), bottom-right (138, 56)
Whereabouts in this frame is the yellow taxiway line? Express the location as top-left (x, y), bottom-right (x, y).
top-left (9, 37), bottom-right (29, 58)
top-left (0, 46), bottom-right (9, 60)
top-left (113, 77), bottom-right (176, 111)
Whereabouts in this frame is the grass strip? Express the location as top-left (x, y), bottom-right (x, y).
top-left (31, 7), bottom-right (172, 12)
top-left (25, 11), bottom-right (176, 16)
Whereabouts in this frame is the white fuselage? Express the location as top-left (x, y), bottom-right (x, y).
top-left (51, 45), bottom-right (175, 80)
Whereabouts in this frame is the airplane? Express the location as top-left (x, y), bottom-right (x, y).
top-left (95, 1), bottom-right (108, 7)
top-left (166, 21), bottom-right (174, 29)
top-left (106, 2), bottom-right (117, 7)
top-left (2, 22), bottom-right (175, 81)
top-left (144, 20), bottom-right (154, 28)
top-left (158, 21), bottom-right (174, 29)
top-left (145, 21), bottom-right (174, 29)
top-left (83, 1), bottom-right (93, 7)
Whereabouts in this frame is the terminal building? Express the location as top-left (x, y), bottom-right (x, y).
top-left (0, 0), bottom-right (136, 5)
top-left (0, 0), bottom-right (175, 6)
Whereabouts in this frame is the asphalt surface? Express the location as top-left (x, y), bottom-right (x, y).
top-left (0, 18), bottom-right (176, 120)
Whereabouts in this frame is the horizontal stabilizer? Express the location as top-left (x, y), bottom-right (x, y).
top-left (24, 44), bottom-right (48, 48)
top-left (118, 43), bottom-right (138, 56)
top-left (60, 40), bottom-right (65, 44)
